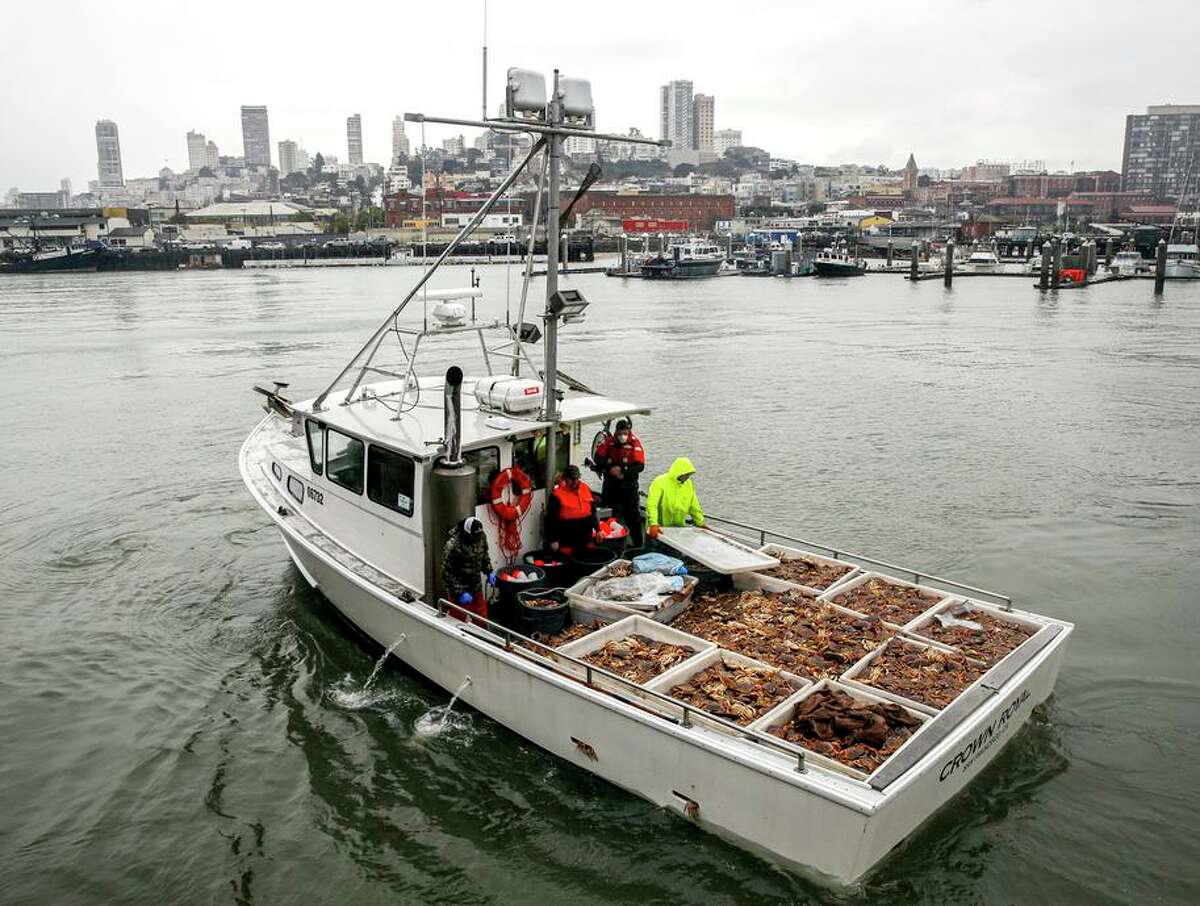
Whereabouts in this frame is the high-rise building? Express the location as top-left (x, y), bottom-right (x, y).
top-left (391, 116), bottom-right (410, 164)
top-left (186, 130), bottom-right (208, 171)
top-left (205, 141), bottom-right (219, 170)
top-left (240, 105), bottom-right (271, 169)
top-left (659, 80), bottom-right (694, 150)
top-left (278, 140), bottom-right (301, 175)
top-left (565, 107), bottom-right (597, 157)
top-left (94, 119), bottom-right (124, 188)
top-left (713, 128), bottom-right (742, 157)
top-left (346, 113), bottom-right (364, 166)
top-left (59, 177), bottom-right (72, 203)
top-left (442, 135), bottom-right (465, 156)
top-left (692, 94), bottom-right (714, 154)
top-left (1122, 104), bottom-right (1200, 198)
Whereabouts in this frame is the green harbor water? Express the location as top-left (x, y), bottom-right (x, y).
top-left (1, 265), bottom-right (1198, 905)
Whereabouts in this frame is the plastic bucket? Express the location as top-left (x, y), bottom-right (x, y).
top-left (495, 564), bottom-right (547, 628)
top-left (686, 562), bottom-right (734, 594)
top-left (517, 588), bottom-right (569, 636)
top-left (568, 546), bottom-right (617, 584)
top-left (596, 533), bottom-right (629, 557)
top-left (522, 550), bottom-right (570, 589)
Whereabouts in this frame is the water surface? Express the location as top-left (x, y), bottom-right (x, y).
top-left (1, 265), bottom-right (1198, 904)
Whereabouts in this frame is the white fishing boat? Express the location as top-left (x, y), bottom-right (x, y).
top-left (1164, 243), bottom-right (1200, 279)
top-left (961, 243), bottom-right (1001, 273)
top-left (1106, 249), bottom-right (1146, 276)
top-left (239, 68), bottom-right (1073, 885)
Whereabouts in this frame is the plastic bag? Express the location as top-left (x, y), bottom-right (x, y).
top-left (934, 611), bottom-right (983, 631)
top-left (631, 553), bottom-right (687, 576)
top-left (591, 573), bottom-right (685, 603)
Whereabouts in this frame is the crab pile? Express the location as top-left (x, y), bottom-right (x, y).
top-left (521, 620), bottom-right (601, 651)
top-left (668, 659), bottom-right (798, 726)
top-left (521, 595), bottom-right (564, 609)
top-left (830, 578), bottom-right (940, 625)
top-left (760, 557), bottom-right (852, 591)
top-left (606, 561), bottom-right (633, 578)
top-left (671, 590), bottom-right (892, 679)
top-left (917, 608), bottom-right (1033, 666)
top-left (581, 635), bottom-right (697, 684)
top-left (767, 687), bottom-right (923, 774)
top-left (858, 640), bottom-right (986, 709)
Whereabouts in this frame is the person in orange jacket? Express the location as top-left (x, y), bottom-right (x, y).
top-left (545, 464), bottom-right (597, 554)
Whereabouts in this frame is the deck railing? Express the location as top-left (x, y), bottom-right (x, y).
top-left (698, 511), bottom-right (1014, 611)
top-left (434, 597), bottom-right (810, 775)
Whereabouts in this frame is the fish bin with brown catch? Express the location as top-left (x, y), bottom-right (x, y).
top-left (746, 543), bottom-right (861, 596)
top-left (751, 680), bottom-right (930, 780)
top-left (645, 648), bottom-right (810, 731)
top-left (557, 614), bottom-right (714, 688)
top-left (823, 572), bottom-right (950, 626)
top-left (904, 600), bottom-right (1042, 667)
top-left (840, 636), bottom-right (988, 715)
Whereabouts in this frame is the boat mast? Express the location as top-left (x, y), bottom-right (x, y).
top-left (542, 70), bottom-right (563, 493)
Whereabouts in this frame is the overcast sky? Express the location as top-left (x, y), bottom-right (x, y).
top-left (3, 0), bottom-right (1198, 191)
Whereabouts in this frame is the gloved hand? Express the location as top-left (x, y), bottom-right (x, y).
top-left (457, 592), bottom-right (473, 606)
top-left (550, 541), bottom-right (560, 551)
top-left (487, 571), bottom-right (497, 587)
top-left (648, 525), bottom-right (662, 539)
top-left (609, 465), bottom-right (623, 478)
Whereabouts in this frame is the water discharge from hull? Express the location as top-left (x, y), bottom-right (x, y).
top-left (328, 634), bottom-right (407, 710)
top-left (415, 676), bottom-right (473, 737)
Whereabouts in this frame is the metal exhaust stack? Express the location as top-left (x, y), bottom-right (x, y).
top-left (443, 366), bottom-right (464, 467)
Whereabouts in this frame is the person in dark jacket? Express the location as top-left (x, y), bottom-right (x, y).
top-left (545, 464), bottom-right (597, 553)
top-left (441, 517), bottom-right (495, 620)
top-left (592, 418), bottom-right (645, 546)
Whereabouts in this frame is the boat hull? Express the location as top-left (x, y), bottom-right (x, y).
top-left (813, 261), bottom-right (866, 277)
top-left (641, 257), bottom-right (723, 279)
top-left (240, 415), bottom-right (1072, 885)
top-left (1165, 260), bottom-right (1200, 279)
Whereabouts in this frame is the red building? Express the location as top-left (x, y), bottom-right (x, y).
top-left (564, 192), bottom-right (735, 231)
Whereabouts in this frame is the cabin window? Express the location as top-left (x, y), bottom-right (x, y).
top-left (305, 419), bottom-right (324, 476)
top-left (286, 475), bottom-right (305, 504)
top-left (326, 428), bottom-right (365, 494)
top-left (513, 430), bottom-right (569, 490)
top-left (367, 445), bottom-right (415, 515)
top-left (271, 461), bottom-right (282, 481)
top-left (465, 446), bottom-right (500, 506)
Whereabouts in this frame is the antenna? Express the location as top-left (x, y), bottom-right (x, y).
top-left (481, 0), bottom-right (488, 121)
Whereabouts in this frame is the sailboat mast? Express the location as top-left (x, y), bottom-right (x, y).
top-left (542, 70), bottom-right (562, 493)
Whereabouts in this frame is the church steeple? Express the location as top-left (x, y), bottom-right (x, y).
top-left (903, 153), bottom-right (919, 194)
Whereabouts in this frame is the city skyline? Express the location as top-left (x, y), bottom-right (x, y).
top-left (3, 0), bottom-right (1200, 191)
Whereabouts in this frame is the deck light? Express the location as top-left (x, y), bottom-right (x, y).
top-left (557, 77), bottom-right (594, 128)
top-left (548, 288), bottom-right (588, 323)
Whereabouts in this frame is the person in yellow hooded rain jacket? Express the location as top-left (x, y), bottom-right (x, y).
top-left (645, 456), bottom-right (706, 539)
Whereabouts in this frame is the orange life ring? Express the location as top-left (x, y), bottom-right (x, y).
top-left (490, 466), bottom-right (533, 522)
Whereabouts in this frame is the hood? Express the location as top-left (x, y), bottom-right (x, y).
top-left (667, 457), bottom-right (695, 480)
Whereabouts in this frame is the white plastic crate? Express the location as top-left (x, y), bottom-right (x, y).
top-left (565, 559), bottom-right (698, 626)
top-left (747, 543), bottom-right (862, 597)
top-left (644, 647), bottom-right (810, 733)
top-left (819, 571), bottom-right (954, 627)
top-left (557, 615), bottom-right (715, 691)
top-left (747, 678), bottom-right (931, 781)
top-left (657, 527), bottom-right (780, 574)
top-left (840, 635), bottom-right (987, 716)
top-left (903, 598), bottom-right (1045, 667)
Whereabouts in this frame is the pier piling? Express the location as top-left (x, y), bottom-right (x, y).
top-left (886, 240), bottom-right (894, 269)
top-left (943, 240), bottom-right (955, 288)
top-left (1050, 239), bottom-right (1062, 290)
top-left (619, 235), bottom-right (628, 274)
top-left (910, 242), bottom-right (919, 280)
top-left (1039, 242), bottom-right (1050, 290)
top-left (1154, 238), bottom-right (1167, 294)
top-left (1105, 238), bottom-right (1114, 268)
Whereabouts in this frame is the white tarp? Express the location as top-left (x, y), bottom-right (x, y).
top-left (657, 527), bottom-right (780, 574)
